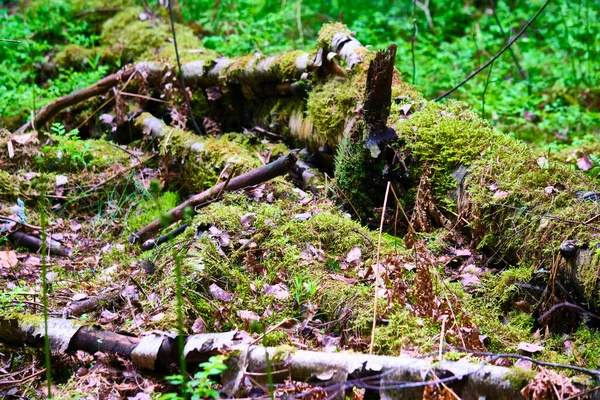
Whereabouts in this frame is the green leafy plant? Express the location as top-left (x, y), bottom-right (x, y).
top-left (292, 275), bottom-right (318, 306)
top-left (41, 122), bottom-right (92, 170)
top-left (161, 355), bottom-right (228, 400)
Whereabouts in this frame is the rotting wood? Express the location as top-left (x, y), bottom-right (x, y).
top-left (129, 150), bottom-right (298, 245)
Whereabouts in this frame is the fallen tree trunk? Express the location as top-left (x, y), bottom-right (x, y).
top-left (14, 10), bottom-right (600, 317)
top-left (0, 315), bottom-right (574, 399)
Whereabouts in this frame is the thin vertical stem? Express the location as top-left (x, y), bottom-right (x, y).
top-left (481, 60), bottom-right (495, 117)
top-left (411, 0), bottom-right (418, 85)
top-left (369, 181), bottom-right (391, 354)
top-left (175, 253), bottom-right (187, 398)
top-left (40, 196), bottom-right (52, 398)
top-left (296, 0), bottom-right (304, 47)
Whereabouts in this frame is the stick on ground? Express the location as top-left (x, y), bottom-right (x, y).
top-left (129, 151), bottom-right (298, 245)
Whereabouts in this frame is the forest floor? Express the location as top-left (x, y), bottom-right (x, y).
top-left (1, 1), bottom-right (600, 399)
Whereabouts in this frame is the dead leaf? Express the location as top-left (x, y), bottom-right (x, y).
top-left (459, 273), bottom-right (480, 288)
top-left (55, 174), bottom-right (68, 186)
top-left (72, 293), bottom-right (88, 301)
top-left (455, 248), bottom-right (471, 257)
top-left (493, 190), bottom-right (509, 200)
top-left (517, 342), bottom-right (544, 354)
top-left (577, 154), bottom-right (593, 171)
top-left (209, 283), bottom-right (232, 302)
top-left (0, 250), bottom-right (18, 269)
top-left (100, 310), bottom-right (118, 321)
top-left (69, 221), bottom-right (82, 232)
top-left (192, 316), bottom-right (207, 334)
top-left (240, 213), bottom-right (256, 228)
top-left (399, 103), bottom-right (413, 115)
top-left (263, 283), bottom-right (290, 300)
top-left (237, 310), bottom-right (260, 322)
top-left (294, 212), bottom-right (312, 221)
top-left (345, 247), bottom-right (362, 267)
top-left (150, 312), bottom-right (164, 322)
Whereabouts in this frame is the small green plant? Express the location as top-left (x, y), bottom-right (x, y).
top-left (161, 355), bottom-right (228, 400)
top-left (41, 122), bottom-right (92, 170)
top-left (292, 275), bottom-right (318, 306)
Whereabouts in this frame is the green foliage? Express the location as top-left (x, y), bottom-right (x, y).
top-left (41, 123), bottom-right (92, 170)
top-left (161, 355), bottom-right (228, 400)
top-left (181, 0), bottom-right (600, 151)
top-left (0, 1), bottom-right (106, 129)
top-left (125, 191), bottom-right (180, 233)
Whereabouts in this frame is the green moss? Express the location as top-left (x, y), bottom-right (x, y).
top-left (100, 7), bottom-right (216, 64)
top-left (506, 367), bottom-right (537, 389)
top-left (277, 50), bottom-right (308, 80)
top-left (393, 100), bottom-right (516, 209)
top-left (53, 44), bottom-right (97, 70)
top-left (0, 170), bottom-right (21, 198)
top-left (373, 308), bottom-right (439, 354)
top-left (306, 70), bottom-right (365, 148)
top-left (39, 135), bottom-right (130, 172)
top-left (261, 330), bottom-right (292, 347)
top-left (334, 125), bottom-right (386, 220)
top-left (125, 191), bottom-right (179, 233)
top-left (317, 22), bottom-right (352, 48)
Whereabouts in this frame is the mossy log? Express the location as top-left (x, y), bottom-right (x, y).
top-left (0, 315), bottom-right (542, 399)
top-left (14, 11), bottom-right (600, 316)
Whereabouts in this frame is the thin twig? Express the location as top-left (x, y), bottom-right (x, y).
top-left (369, 181), bottom-right (391, 354)
top-left (436, 0), bottom-right (551, 101)
top-left (488, 0), bottom-right (529, 94)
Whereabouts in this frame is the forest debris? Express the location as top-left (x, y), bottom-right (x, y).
top-left (521, 368), bottom-right (581, 400)
top-left (8, 231), bottom-right (70, 257)
top-left (64, 289), bottom-right (121, 317)
top-left (129, 151), bottom-right (298, 245)
top-left (0, 316), bottom-right (528, 398)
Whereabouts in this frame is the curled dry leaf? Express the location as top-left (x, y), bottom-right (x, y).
top-left (263, 283), bottom-right (290, 300)
top-left (517, 342), bottom-right (544, 354)
top-left (345, 247), bottom-right (362, 267)
top-left (240, 213), bottom-right (257, 228)
top-left (209, 283), bottom-right (233, 302)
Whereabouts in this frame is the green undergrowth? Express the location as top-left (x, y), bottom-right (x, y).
top-left (136, 181), bottom-right (409, 342)
top-left (125, 190), bottom-right (179, 234)
top-left (146, 180), bottom-right (381, 337)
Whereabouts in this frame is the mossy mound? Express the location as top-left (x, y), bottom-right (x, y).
top-left (146, 179), bottom-right (381, 340)
top-left (100, 7), bottom-right (217, 64)
top-left (40, 135), bottom-right (131, 173)
top-left (53, 45), bottom-right (99, 70)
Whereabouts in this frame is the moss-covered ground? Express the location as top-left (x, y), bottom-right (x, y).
top-left (1, 3), bottom-right (599, 398)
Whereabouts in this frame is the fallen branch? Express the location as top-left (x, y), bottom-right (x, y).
top-left (129, 151), bottom-right (298, 245)
top-left (0, 315), bottom-right (525, 398)
top-left (15, 65), bottom-right (141, 134)
top-left (8, 231), bottom-right (70, 257)
top-left (64, 289), bottom-right (121, 317)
